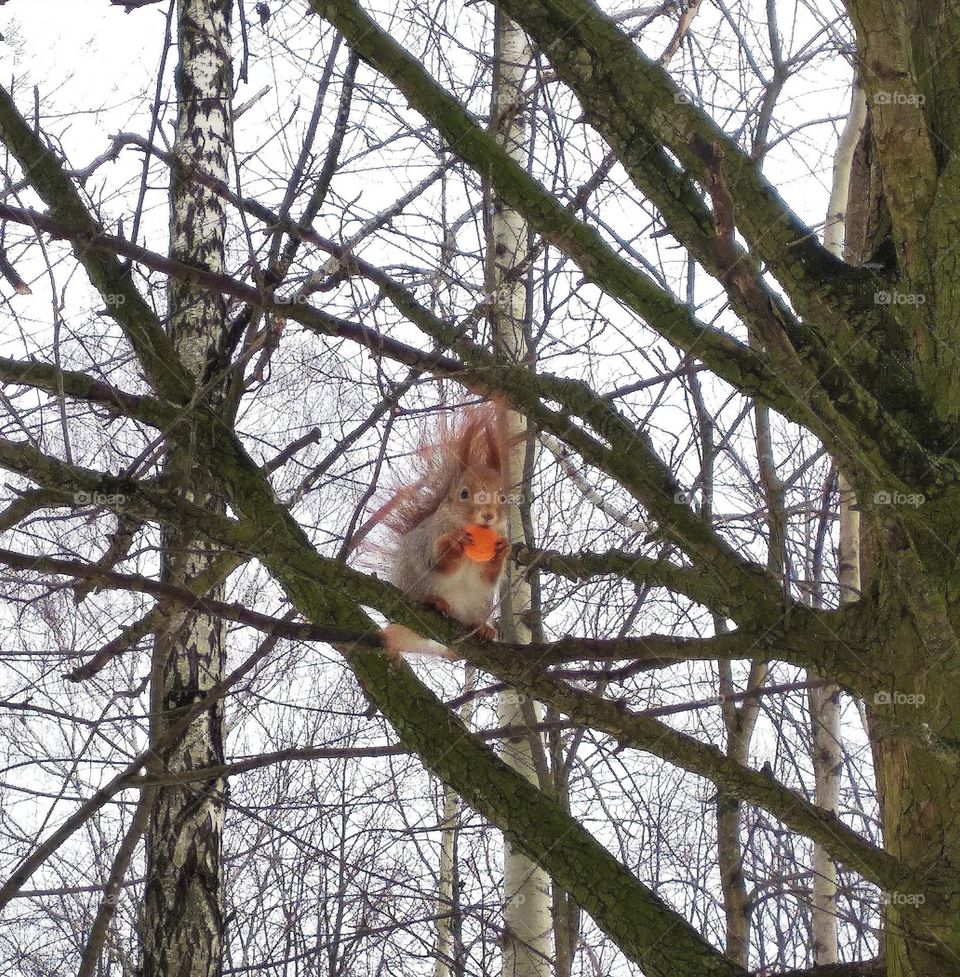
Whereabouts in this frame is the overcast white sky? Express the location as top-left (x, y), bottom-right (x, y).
top-left (1, 1), bottom-right (161, 147)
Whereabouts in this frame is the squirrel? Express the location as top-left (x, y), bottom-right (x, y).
top-left (373, 402), bottom-right (512, 659)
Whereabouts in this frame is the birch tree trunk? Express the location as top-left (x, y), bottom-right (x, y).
top-left (142, 3), bottom-right (233, 975)
top-left (433, 666), bottom-right (475, 977)
top-left (434, 785), bottom-right (461, 977)
top-left (487, 12), bottom-right (552, 977)
top-left (808, 81), bottom-right (867, 966)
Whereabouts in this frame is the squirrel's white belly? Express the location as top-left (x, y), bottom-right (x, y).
top-left (432, 560), bottom-right (497, 625)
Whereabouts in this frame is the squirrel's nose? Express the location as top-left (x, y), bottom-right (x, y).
top-left (480, 511), bottom-right (495, 523)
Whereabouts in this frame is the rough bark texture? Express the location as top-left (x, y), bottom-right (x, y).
top-left (143, 3), bottom-right (233, 977)
top-left (852, 29), bottom-right (960, 977)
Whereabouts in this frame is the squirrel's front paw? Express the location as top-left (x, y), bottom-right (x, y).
top-left (435, 527), bottom-right (474, 569)
top-left (424, 595), bottom-right (452, 616)
top-left (476, 623), bottom-right (497, 642)
top-left (447, 526), bottom-right (475, 551)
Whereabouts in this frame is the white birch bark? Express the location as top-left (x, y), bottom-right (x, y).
top-left (808, 81), bottom-right (867, 966)
top-left (434, 666), bottom-right (476, 977)
top-left (434, 784), bottom-right (460, 977)
top-left (488, 12), bottom-right (552, 977)
top-left (143, 3), bottom-right (233, 976)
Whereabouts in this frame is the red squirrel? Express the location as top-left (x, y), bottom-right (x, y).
top-left (377, 403), bottom-right (511, 658)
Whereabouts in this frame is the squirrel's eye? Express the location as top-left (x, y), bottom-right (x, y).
top-left (498, 493), bottom-right (507, 504)
top-left (460, 488), bottom-right (470, 500)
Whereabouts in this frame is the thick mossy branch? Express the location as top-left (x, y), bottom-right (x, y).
top-left (0, 434), bottom-right (430, 635)
top-left (487, 0), bottom-right (889, 339)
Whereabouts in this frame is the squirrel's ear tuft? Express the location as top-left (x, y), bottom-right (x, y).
top-left (451, 400), bottom-right (511, 473)
top-left (455, 415), bottom-right (482, 471)
top-left (484, 424), bottom-right (503, 473)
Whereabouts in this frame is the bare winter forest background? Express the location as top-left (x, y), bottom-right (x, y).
top-left (0, 0), bottom-right (940, 975)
